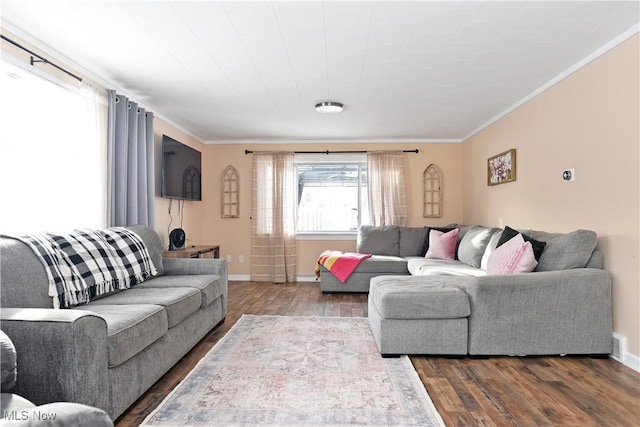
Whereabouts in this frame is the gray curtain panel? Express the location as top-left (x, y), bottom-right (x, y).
top-left (107, 90), bottom-right (155, 227)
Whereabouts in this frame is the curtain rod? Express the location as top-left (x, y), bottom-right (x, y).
top-left (1, 34), bottom-right (83, 82)
top-left (245, 149), bottom-right (419, 155)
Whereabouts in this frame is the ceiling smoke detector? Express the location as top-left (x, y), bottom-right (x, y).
top-left (315, 102), bottom-right (344, 114)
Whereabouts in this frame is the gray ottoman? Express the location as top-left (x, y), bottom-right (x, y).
top-left (368, 275), bottom-right (472, 356)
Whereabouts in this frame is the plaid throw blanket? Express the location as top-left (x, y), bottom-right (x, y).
top-left (7, 228), bottom-right (157, 309)
top-left (99, 227), bottom-right (157, 285)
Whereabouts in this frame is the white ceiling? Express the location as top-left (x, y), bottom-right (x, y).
top-left (1, 1), bottom-right (639, 143)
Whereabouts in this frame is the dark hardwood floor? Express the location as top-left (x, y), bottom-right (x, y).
top-left (116, 281), bottom-right (640, 426)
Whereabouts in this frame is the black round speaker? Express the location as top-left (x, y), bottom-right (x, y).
top-left (169, 228), bottom-right (186, 251)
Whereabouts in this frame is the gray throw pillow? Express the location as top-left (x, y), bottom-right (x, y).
top-left (531, 229), bottom-right (598, 271)
top-left (127, 225), bottom-right (164, 276)
top-left (0, 330), bottom-right (17, 391)
top-left (458, 227), bottom-right (498, 268)
top-left (357, 226), bottom-right (400, 256)
top-left (399, 227), bottom-right (429, 257)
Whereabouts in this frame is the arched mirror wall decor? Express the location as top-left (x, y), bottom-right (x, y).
top-left (221, 165), bottom-right (239, 218)
top-left (182, 166), bottom-right (201, 200)
top-left (423, 164), bottom-right (442, 218)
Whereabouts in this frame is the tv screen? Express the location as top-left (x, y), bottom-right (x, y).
top-left (161, 135), bottom-right (202, 201)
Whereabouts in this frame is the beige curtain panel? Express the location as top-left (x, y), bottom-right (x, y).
top-left (367, 151), bottom-right (408, 226)
top-left (251, 152), bottom-right (297, 283)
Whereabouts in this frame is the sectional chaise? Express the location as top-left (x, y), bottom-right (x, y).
top-left (318, 225), bottom-right (613, 357)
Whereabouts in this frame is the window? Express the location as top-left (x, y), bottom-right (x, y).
top-left (296, 157), bottom-right (369, 233)
top-left (0, 58), bottom-right (105, 233)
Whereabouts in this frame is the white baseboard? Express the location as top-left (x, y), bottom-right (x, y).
top-left (620, 352), bottom-right (640, 372)
top-left (296, 275), bottom-right (317, 282)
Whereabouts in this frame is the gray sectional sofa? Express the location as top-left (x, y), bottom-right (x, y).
top-left (318, 225), bottom-right (613, 357)
top-left (0, 225), bottom-right (228, 420)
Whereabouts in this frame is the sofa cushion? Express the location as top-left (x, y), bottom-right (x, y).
top-left (127, 225), bottom-right (164, 277)
top-left (407, 257), bottom-right (487, 277)
top-left (0, 330), bottom-right (17, 391)
top-left (530, 229), bottom-right (598, 271)
top-left (457, 226), bottom-right (497, 268)
top-left (369, 275), bottom-right (471, 319)
top-left (75, 304), bottom-right (167, 367)
top-left (486, 234), bottom-right (538, 275)
top-left (425, 228), bottom-right (459, 260)
top-left (399, 227), bottom-right (429, 257)
top-left (135, 275), bottom-right (223, 308)
top-left (357, 226), bottom-right (400, 256)
top-left (86, 287), bottom-right (201, 328)
top-left (498, 226), bottom-right (546, 261)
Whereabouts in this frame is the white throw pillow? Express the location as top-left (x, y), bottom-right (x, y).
top-left (480, 230), bottom-right (503, 270)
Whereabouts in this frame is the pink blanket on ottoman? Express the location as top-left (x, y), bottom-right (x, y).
top-left (315, 250), bottom-right (372, 283)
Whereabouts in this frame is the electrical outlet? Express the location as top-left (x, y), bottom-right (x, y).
top-left (226, 255), bottom-right (232, 263)
top-left (562, 168), bottom-right (575, 182)
top-left (238, 255), bottom-right (244, 263)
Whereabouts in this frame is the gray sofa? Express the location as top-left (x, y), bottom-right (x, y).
top-left (318, 225), bottom-right (613, 357)
top-left (0, 225), bottom-right (228, 420)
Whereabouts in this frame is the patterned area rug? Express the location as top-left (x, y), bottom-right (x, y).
top-left (142, 315), bottom-right (445, 427)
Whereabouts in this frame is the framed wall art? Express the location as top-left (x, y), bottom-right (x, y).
top-left (487, 149), bottom-right (516, 186)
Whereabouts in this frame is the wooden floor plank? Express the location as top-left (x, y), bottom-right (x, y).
top-left (116, 281), bottom-right (640, 427)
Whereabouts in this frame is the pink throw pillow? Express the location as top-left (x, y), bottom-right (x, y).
top-left (425, 228), bottom-right (459, 260)
top-left (486, 233), bottom-right (538, 275)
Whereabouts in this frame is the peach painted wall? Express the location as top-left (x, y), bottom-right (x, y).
top-left (462, 35), bottom-right (639, 356)
top-left (153, 118), bottom-right (204, 249)
top-left (201, 142), bottom-right (465, 277)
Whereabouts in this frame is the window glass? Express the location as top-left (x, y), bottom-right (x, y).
top-left (0, 59), bottom-right (103, 233)
top-left (296, 162), bottom-right (369, 232)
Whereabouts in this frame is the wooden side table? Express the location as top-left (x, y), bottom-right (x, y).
top-left (163, 245), bottom-right (220, 259)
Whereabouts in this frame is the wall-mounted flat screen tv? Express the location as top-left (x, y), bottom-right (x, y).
top-left (161, 135), bottom-right (202, 201)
